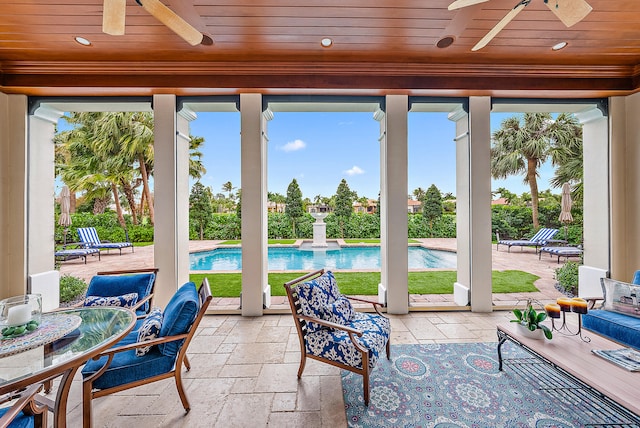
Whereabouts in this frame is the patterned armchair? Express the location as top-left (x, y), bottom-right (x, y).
top-left (284, 269), bottom-right (390, 406)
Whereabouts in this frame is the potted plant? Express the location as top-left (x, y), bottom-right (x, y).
top-left (511, 299), bottom-right (553, 340)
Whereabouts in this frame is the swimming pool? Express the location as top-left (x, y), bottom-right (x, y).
top-left (189, 246), bottom-right (457, 271)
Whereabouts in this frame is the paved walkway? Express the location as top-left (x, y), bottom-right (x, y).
top-left (59, 239), bottom-right (566, 312)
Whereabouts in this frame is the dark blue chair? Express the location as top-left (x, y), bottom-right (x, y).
top-left (84, 268), bottom-right (158, 318)
top-left (0, 384), bottom-right (47, 428)
top-left (81, 279), bottom-right (212, 426)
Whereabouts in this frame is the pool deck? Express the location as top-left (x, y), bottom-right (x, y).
top-left (59, 238), bottom-right (566, 312)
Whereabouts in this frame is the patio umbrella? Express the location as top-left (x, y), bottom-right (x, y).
top-left (58, 185), bottom-right (72, 244)
top-left (558, 182), bottom-right (573, 241)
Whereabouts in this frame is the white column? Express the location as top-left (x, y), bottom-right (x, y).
top-left (177, 107), bottom-right (196, 287)
top-left (153, 94), bottom-right (185, 307)
top-left (28, 105), bottom-right (64, 276)
top-left (610, 94), bottom-right (640, 281)
top-left (449, 106), bottom-right (471, 306)
top-left (379, 95), bottom-right (408, 314)
top-left (240, 93), bottom-right (269, 316)
top-left (468, 97), bottom-right (492, 312)
top-left (0, 93), bottom-right (28, 298)
top-left (575, 107), bottom-right (610, 297)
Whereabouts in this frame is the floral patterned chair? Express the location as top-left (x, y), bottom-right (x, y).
top-left (284, 269), bottom-right (390, 406)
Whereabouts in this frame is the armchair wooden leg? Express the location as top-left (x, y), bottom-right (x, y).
top-left (174, 369), bottom-right (190, 413)
top-left (183, 355), bottom-right (191, 371)
top-left (297, 354), bottom-right (307, 378)
top-left (363, 369), bottom-right (370, 406)
top-left (386, 339), bottom-right (391, 359)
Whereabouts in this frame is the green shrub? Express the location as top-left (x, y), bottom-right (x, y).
top-left (59, 274), bottom-right (87, 303)
top-left (555, 261), bottom-right (580, 296)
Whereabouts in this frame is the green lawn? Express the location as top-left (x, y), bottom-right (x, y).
top-left (190, 270), bottom-right (539, 298)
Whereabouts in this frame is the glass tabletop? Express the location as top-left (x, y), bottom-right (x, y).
top-left (0, 307), bottom-right (135, 391)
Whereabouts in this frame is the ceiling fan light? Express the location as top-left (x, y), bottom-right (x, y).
top-left (74, 36), bottom-right (92, 46)
top-left (552, 41), bottom-right (568, 51)
top-left (137, 0), bottom-right (204, 46)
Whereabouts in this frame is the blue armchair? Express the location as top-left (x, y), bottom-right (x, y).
top-left (0, 384), bottom-right (48, 428)
top-left (284, 269), bottom-right (391, 406)
top-left (83, 268), bottom-right (158, 318)
top-left (81, 279), bottom-right (212, 426)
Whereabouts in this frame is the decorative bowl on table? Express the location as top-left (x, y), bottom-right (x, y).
top-left (0, 294), bottom-right (42, 339)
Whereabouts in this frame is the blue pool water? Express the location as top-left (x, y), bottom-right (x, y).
top-left (189, 246), bottom-right (456, 271)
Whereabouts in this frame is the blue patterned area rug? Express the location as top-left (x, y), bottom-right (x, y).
top-left (342, 342), bottom-right (599, 428)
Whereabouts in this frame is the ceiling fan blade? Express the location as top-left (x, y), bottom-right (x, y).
top-left (545, 0), bottom-right (592, 27)
top-left (103, 0), bottom-right (126, 35)
top-left (137, 0), bottom-right (204, 46)
top-left (472, 1), bottom-right (528, 51)
top-left (448, 0), bottom-right (490, 11)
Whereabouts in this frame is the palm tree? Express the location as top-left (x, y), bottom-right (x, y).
top-left (548, 113), bottom-right (584, 204)
top-left (222, 181), bottom-right (236, 200)
top-left (412, 187), bottom-right (426, 201)
top-left (491, 113), bottom-right (582, 228)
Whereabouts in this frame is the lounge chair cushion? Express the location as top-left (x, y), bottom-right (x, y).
top-left (136, 307), bottom-right (163, 356)
top-left (86, 273), bottom-right (156, 316)
top-left (158, 282), bottom-right (200, 357)
top-left (83, 292), bottom-right (138, 309)
top-left (81, 331), bottom-right (176, 390)
top-left (583, 309), bottom-right (640, 350)
top-left (305, 311), bottom-right (390, 369)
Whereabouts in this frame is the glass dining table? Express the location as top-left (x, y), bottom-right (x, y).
top-left (0, 306), bottom-right (136, 428)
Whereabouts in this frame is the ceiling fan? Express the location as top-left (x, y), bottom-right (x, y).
top-left (448, 0), bottom-right (592, 51)
top-left (102, 0), bottom-right (212, 46)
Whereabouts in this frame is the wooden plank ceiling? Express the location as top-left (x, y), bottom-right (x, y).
top-left (0, 0), bottom-right (639, 96)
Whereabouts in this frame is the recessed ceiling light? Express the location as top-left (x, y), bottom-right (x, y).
top-left (552, 41), bottom-right (568, 51)
top-left (321, 38), bottom-right (333, 48)
top-left (436, 36), bottom-right (455, 49)
top-left (74, 36), bottom-right (92, 46)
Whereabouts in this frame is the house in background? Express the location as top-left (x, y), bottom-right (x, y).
top-left (407, 199), bottom-right (422, 214)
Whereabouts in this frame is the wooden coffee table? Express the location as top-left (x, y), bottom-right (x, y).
top-left (497, 321), bottom-right (640, 424)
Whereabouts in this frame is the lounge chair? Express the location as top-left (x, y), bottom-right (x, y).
top-left (496, 228), bottom-right (560, 252)
top-left (538, 245), bottom-right (583, 263)
top-left (55, 244), bottom-right (101, 264)
top-left (77, 227), bottom-right (133, 255)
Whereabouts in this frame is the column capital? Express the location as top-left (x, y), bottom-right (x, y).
top-left (448, 105), bottom-right (467, 122)
top-left (178, 105), bottom-right (197, 122)
top-left (32, 104), bottom-right (64, 124)
top-left (575, 106), bottom-right (605, 125)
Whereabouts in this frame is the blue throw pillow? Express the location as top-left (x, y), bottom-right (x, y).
top-left (86, 273), bottom-right (155, 313)
top-left (323, 295), bottom-right (355, 326)
top-left (136, 307), bottom-right (163, 356)
top-left (158, 282), bottom-right (200, 357)
top-left (83, 292), bottom-right (138, 309)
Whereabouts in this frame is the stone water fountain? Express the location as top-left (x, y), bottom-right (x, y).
top-left (311, 212), bottom-right (328, 247)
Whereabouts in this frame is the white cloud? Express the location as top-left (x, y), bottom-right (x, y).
top-left (344, 165), bottom-right (365, 176)
top-left (279, 139), bottom-right (306, 152)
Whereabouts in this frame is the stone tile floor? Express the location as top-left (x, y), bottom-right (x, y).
top-left (57, 310), bottom-right (517, 427)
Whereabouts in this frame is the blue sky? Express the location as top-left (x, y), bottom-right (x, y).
top-left (190, 111), bottom-right (558, 200)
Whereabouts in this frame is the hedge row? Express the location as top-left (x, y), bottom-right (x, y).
top-left (55, 205), bottom-right (584, 244)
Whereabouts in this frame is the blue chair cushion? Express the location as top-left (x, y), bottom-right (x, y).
top-left (81, 331), bottom-right (176, 390)
top-left (83, 292), bottom-right (138, 309)
top-left (296, 272), bottom-right (340, 333)
top-left (136, 307), bottom-right (163, 357)
top-left (305, 311), bottom-right (390, 370)
top-left (322, 295), bottom-right (355, 326)
top-left (86, 273), bottom-right (155, 316)
top-left (0, 407), bottom-right (34, 428)
top-left (158, 282), bottom-right (200, 357)
top-left (583, 309), bottom-right (640, 350)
